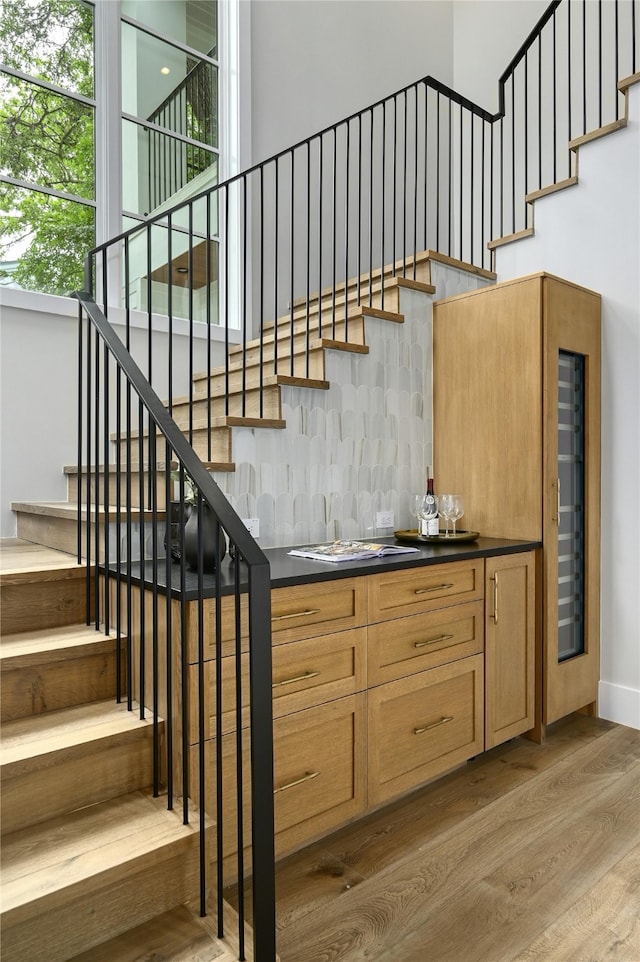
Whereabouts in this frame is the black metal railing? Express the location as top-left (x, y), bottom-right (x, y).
top-left (147, 55), bottom-right (218, 210)
top-left (74, 290), bottom-right (276, 962)
top-left (75, 3), bottom-right (638, 959)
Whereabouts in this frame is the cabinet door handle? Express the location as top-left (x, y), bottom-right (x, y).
top-left (273, 608), bottom-right (320, 622)
top-left (414, 583), bottom-right (455, 595)
top-left (272, 670), bottom-right (321, 688)
top-left (274, 770), bottom-right (320, 794)
top-left (413, 633), bottom-right (454, 649)
top-left (414, 715), bottom-right (453, 735)
top-left (490, 572), bottom-right (499, 624)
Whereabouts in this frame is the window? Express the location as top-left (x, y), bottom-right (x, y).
top-left (0, 0), bottom-right (96, 294)
top-left (1, 0), bottom-right (223, 312)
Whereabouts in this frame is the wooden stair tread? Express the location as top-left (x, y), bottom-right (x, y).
top-left (1, 790), bottom-right (205, 919)
top-left (65, 905), bottom-right (237, 962)
top-left (1, 699), bottom-right (155, 771)
top-left (0, 539), bottom-right (82, 582)
top-left (0, 623), bottom-right (116, 666)
top-left (10, 501), bottom-right (165, 522)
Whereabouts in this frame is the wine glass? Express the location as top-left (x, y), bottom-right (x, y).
top-left (411, 494), bottom-right (427, 536)
top-left (438, 494), bottom-right (452, 537)
top-left (448, 495), bottom-right (464, 537)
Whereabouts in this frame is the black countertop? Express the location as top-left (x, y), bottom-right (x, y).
top-left (115, 535), bottom-right (541, 599)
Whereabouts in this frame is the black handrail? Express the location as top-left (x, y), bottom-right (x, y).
top-left (74, 290), bottom-right (277, 962)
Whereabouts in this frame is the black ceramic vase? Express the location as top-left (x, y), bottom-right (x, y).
top-left (183, 503), bottom-right (227, 572)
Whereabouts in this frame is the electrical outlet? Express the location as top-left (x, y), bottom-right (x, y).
top-left (242, 518), bottom-right (260, 538)
top-left (376, 510), bottom-right (394, 529)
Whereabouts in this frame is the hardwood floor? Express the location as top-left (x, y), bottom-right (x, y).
top-left (227, 714), bottom-right (640, 962)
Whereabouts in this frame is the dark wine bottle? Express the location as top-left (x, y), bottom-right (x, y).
top-left (424, 472), bottom-right (439, 536)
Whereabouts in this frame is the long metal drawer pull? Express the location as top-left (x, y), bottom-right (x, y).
top-left (273, 670), bottom-right (321, 688)
top-left (414, 715), bottom-right (454, 735)
top-left (556, 477), bottom-right (561, 526)
top-left (274, 770), bottom-right (320, 794)
top-left (491, 572), bottom-right (499, 624)
top-left (273, 608), bottom-right (321, 622)
top-left (414, 583), bottom-right (455, 595)
top-left (414, 633), bottom-right (454, 649)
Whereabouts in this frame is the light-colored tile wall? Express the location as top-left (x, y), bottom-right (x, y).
top-left (213, 263), bottom-right (490, 549)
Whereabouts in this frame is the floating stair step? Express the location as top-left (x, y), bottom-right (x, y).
top-left (193, 343), bottom-right (328, 387)
top-left (0, 547), bottom-right (89, 635)
top-left (115, 424), bottom-right (234, 465)
top-left (65, 904), bottom-right (238, 962)
top-left (228, 317), bottom-right (368, 360)
top-left (286, 280), bottom-right (411, 325)
top-left (12, 501), bottom-right (163, 562)
top-left (1, 699), bottom-right (158, 835)
top-left (0, 623), bottom-right (124, 722)
top-left (0, 790), bottom-right (211, 962)
top-left (65, 462), bottom-right (172, 508)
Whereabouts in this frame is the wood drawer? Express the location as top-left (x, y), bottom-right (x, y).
top-left (368, 654), bottom-right (484, 806)
top-left (270, 578), bottom-right (366, 644)
top-left (368, 600), bottom-right (484, 686)
top-left (192, 694), bottom-right (366, 866)
top-left (189, 627), bottom-right (367, 740)
top-left (368, 560), bottom-right (484, 623)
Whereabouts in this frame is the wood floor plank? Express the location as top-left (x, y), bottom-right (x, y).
top-left (270, 721), bottom-right (640, 962)
top-left (510, 842), bottom-right (640, 962)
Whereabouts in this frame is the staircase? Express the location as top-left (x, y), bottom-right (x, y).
top-left (0, 540), bottom-right (231, 962)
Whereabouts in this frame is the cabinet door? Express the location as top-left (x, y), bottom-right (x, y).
top-left (543, 278), bottom-right (601, 725)
top-left (485, 551), bottom-right (536, 749)
top-left (368, 654), bottom-right (484, 807)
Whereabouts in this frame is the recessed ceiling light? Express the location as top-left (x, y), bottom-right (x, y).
top-left (176, 267), bottom-right (188, 274)
top-left (160, 66), bottom-right (171, 75)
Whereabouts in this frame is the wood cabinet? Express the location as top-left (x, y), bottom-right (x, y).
top-left (433, 273), bottom-right (600, 730)
top-left (167, 543), bottom-right (538, 872)
top-left (485, 551), bottom-right (536, 749)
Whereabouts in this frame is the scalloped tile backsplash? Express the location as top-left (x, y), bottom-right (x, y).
top-left (213, 263), bottom-right (490, 549)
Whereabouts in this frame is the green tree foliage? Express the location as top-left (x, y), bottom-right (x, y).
top-left (0, 0), bottom-right (94, 295)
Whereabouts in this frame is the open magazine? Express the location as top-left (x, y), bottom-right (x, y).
top-left (288, 539), bottom-right (420, 563)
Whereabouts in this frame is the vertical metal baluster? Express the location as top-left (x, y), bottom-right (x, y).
top-left (188, 203), bottom-right (194, 443)
top-left (424, 83), bottom-right (429, 254)
top-left (93, 307), bottom-right (100, 630)
top-left (481, 116), bottom-right (486, 270)
top-left (179, 468), bottom-right (189, 826)
top-left (242, 175), bottom-right (248, 410)
top-left (448, 98), bottom-right (452, 255)
top-left (138, 400), bottom-right (145, 721)
top-left (149, 423), bottom-right (159, 795)
top-left (289, 150), bottom-right (296, 371)
top-left (164, 442), bottom-right (173, 810)
top-left (538, 31), bottom-right (543, 189)
top-left (470, 111), bottom-right (474, 266)
top-left (331, 130), bottom-right (337, 330)
top-left (402, 89), bottom-right (408, 276)
top-left (259, 168), bottom-right (265, 418)
top-left (583, 0), bottom-right (587, 135)
top-left (489, 114), bottom-right (494, 258)
top-left (381, 101), bottom-right (386, 309)
top-left (460, 104), bottom-right (464, 259)
top-left (368, 110), bottom-right (373, 306)
top-left (392, 95), bottom-right (397, 277)
top-left (598, 0), bottom-right (603, 128)
top-left (103, 341), bottom-right (110, 640)
top-left (632, 0), bottom-right (637, 75)
top-left (499, 111), bottom-right (504, 238)
top-left (436, 90), bottom-right (441, 252)
top-left (318, 136), bottom-right (324, 336)
top-left (511, 75), bottom-right (516, 235)
top-left (553, 9), bottom-right (558, 184)
top-left (412, 86), bottom-right (418, 278)
top-left (233, 561), bottom-right (245, 957)
top-left (614, 0), bottom-right (619, 119)
top-left (225, 186), bottom-right (231, 404)
top-left (196, 494), bottom-right (206, 916)
top-left (306, 141), bottom-right (311, 342)
top-left (525, 50), bottom-right (529, 205)
top-left (77, 303), bottom-right (84, 570)
top-left (568, 0), bottom-right (573, 172)
top-left (357, 114), bottom-right (362, 301)
top-left (205, 194), bottom-right (212, 450)
top-left (344, 120), bottom-right (350, 329)
top-left (274, 161), bottom-right (279, 370)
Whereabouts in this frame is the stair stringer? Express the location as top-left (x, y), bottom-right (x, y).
top-left (210, 262), bottom-right (493, 549)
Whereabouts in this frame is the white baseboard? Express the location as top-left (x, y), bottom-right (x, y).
top-left (598, 680), bottom-right (640, 730)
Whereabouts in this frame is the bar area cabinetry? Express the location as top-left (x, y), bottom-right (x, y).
top-left (433, 273), bottom-right (601, 732)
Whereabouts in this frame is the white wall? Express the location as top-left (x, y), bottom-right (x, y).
top-left (248, 0), bottom-right (454, 163)
top-left (452, 0), bottom-right (549, 110)
top-left (0, 289), bottom-right (227, 538)
top-left (493, 84), bottom-right (640, 730)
